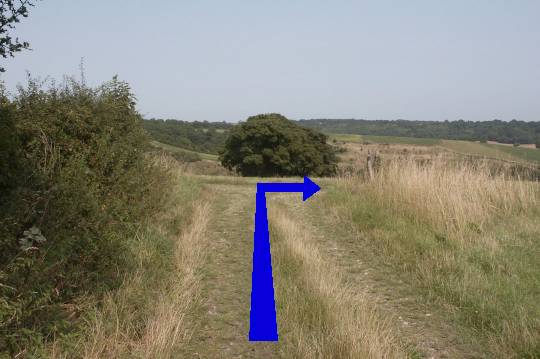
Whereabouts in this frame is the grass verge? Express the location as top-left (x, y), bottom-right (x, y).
top-left (270, 207), bottom-right (407, 358)
top-left (323, 160), bottom-right (539, 357)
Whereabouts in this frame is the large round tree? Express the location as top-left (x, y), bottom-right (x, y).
top-left (220, 113), bottom-right (337, 177)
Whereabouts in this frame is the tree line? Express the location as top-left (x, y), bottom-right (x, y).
top-left (297, 119), bottom-right (540, 147)
top-left (143, 118), bottom-right (540, 153)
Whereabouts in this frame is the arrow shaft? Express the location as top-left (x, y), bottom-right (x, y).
top-left (249, 177), bottom-right (319, 342)
top-left (249, 190), bottom-right (278, 341)
top-left (257, 182), bottom-right (304, 193)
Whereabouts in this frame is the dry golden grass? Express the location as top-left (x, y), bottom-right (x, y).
top-left (137, 202), bottom-right (210, 358)
top-left (80, 201), bottom-right (209, 359)
top-left (270, 208), bottom-right (407, 359)
top-left (359, 157), bottom-right (538, 239)
top-left (329, 155), bottom-right (540, 357)
top-left (79, 201), bottom-right (210, 359)
top-left (149, 151), bottom-right (183, 172)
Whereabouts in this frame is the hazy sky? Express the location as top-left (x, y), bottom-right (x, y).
top-left (1, 0), bottom-right (539, 122)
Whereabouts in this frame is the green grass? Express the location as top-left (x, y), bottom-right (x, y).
top-left (329, 133), bottom-right (364, 142)
top-left (488, 144), bottom-right (540, 163)
top-left (151, 140), bottom-right (219, 161)
top-left (330, 133), bottom-right (441, 145)
top-left (440, 140), bottom-right (517, 161)
top-left (363, 135), bottom-right (441, 145)
top-left (440, 140), bottom-right (540, 164)
top-left (439, 140), bottom-right (540, 164)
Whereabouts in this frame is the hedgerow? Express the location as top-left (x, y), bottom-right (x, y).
top-left (0, 76), bottom-right (169, 355)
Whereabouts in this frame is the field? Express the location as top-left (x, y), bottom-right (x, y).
top-left (440, 140), bottom-right (540, 164)
top-left (45, 137), bottom-right (539, 358)
top-left (330, 133), bottom-right (441, 146)
top-left (330, 133), bottom-right (540, 165)
top-left (151, 140), bottom-right (219, 161)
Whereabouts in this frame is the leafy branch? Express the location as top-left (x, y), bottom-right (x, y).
top-left (0, 0), bottom-right (36, 72)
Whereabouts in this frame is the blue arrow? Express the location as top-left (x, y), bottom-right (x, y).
top-left (249, 176), bottom-right (321, 342)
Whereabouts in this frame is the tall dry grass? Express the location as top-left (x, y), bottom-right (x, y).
top-left (270, 208), bottom-right (407, 359)
top-left (366, 157), bottom-right (538, 239)
top-left (137, 201), bottom-right (210, 358)
top-left (80, 201), bottom-right (209, 359)
top-left (331, 156), bottom-right (540, 357)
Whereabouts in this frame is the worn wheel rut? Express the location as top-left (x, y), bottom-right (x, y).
top-left (186, 183), bottom-right (278, 359)
top-left (271, 193), bottom-right (486, 359)
top-left (184, 179), bottom-right (486, 358)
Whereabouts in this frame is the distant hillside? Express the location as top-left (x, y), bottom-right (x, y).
top-left (297, 119), bottom-right (540, 147)
top-left (144, 118), bottom-right (540, 154)
top-left (151, 140), bottom-right (219, 161)
top-left (143, 119), bottom-right (233, 154)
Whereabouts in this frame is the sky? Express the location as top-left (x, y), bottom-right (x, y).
top-left (1, 0), bottom-right (539, 122)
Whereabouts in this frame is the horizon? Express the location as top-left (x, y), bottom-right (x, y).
top-left (1, 1), bottom-right (539, 122)
top-left (147, 117), bottom-right (537, 123)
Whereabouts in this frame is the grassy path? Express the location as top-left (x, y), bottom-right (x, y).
top-left (186, 181), bottom-right (278, 358)
top-left (184, 176), bottom-right (487, 358)
top-left (270, 191), bottom-right (485, 358)
top-left (47, 172), bottom-right (520, 357)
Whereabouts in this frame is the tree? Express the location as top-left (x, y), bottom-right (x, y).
top-left (220, 113), bottom-right (337, 177)
top-left (1, 0), bottom-right (36, 72)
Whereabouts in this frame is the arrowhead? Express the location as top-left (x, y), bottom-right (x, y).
top-left (303, 176), bottom-right (321, 201)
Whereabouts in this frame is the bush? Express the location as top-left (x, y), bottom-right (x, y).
top-left (0, 76), bottom-right (168, 355)
top-left (0, 86), bottom-right (26, 197)
top-left (220, 113), bottom-right (337, 177)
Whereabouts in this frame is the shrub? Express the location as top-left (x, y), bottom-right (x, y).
top-left (0, 76), bottom-right (168, 355)
top-left (0, 85), bottom-right (27, 197)
top-left (220, 113), bottom-right (337, 177)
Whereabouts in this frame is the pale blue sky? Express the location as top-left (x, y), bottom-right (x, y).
top-left (1, 0), bottom-right (539, 122)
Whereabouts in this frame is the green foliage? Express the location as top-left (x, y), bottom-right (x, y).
top-left (0, 76), bottom-right (168, 355)
top-left (143, 119), bottom-right (232, 154)
top-left (299, 119), bottom-right (540, 145)
top-left (0, 85), bottom-right (26, 195)
top-left (0, 0), bottom-right (36, 72)
top-left (220, 113), bottom-right (337, 177)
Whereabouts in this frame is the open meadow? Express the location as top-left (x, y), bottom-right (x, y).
top-left (330, 134), bottom-right (540, 165)
top-left (46, 137), bottom-right (538, 359)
